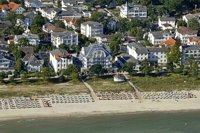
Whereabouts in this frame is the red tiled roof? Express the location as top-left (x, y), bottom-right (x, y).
top-left (0, 4), bottom-right (9, 10)
top-left (8, 2), bottom-right (22, 12)
top-left (188, 37), bottom-right (200, 45)
top-left (160, 38), bottom-right (176, 47)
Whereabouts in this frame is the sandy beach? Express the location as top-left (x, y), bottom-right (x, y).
top-left (0, 90), bottom-right (200, 121)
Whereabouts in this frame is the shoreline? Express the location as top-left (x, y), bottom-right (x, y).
top-left (0, 90), bottom-right (200, 122)
top-left (1, 108), bottom-right (200, 122)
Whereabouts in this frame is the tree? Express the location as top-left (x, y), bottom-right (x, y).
top-left (164, 0), bottom-right (184, 15)
top-left (57, 0), bottom-right (62, 8)
top-left (32, 14), bottom-right (45, 27)
top-left (17, 38), bottom-right (30, 46)
top-left (31, 24), bottom-right (42, 34)
top-left (188, 18), bottom-right (200, 31)
top-left (108, 41), bottom-right (120, 56)
top-left (188, 58), bottom-right (199, 78)
top-left (177, 20), bottom-right (187, 27)
top-left (20, 72), bottom-right (28, 81)
top-left (59, 44), bottom-right (69, 51)
top-left (40, 67), bottom-right (54, 80)
top-left (15, 59), bottom-right (23, 73)
top-left (140, 59), bottom-right (152, 75)
top-left (123, 62), bottom-right (135, 74)
top-left (0, 0), bottom-right (8, 4)
top-left (168, 43), bottom-right (181, 65)
top-left (0, 72), bottom-right (5, 83)
top-left (55, 20), bottom-right (65, 28)
top-left (71, 72), bottom-right (79, 81)
top-left (6, 12), bottom-right (17, 24)
top-left (60, 64), bottom-right (79, 76)
top-left (90, 12), bottom-right (107, 23)
top-left (89, 64), bottom-right (105, 76)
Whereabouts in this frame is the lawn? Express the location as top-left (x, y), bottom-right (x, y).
top-left (86, 76), bottom-right (133, 93)
top-left (0, 80), bottom-right (88, 98)
top-left (128, 74), bottom-right (200, 92)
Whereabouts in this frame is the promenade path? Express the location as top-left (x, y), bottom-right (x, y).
top-left (123, 74), bottom-right (143, 101)
top-left (81, 78), bottom-right (99, 102)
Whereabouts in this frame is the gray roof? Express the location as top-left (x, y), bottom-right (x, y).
top-left (183, 45), bottom-right (200, 51)
top-left (150, 31), bottom-right (172, 39)
top-left (125, 3), bottom-right (147, 12)
top-left (51, 30), bottom-right (77, 37)
top-left (184, 14), bottom-right (196, 20)
top-left (23, 12), bottom-right (36, 19)
top-left (81, 21), bottom-right (102, 26)
top-left (81, 43), bottom-right (111, 59)
top-left (116, 53), bottom-right (138, 64)
top-left (160, 17), bottom-right (175, 21)
top-left (50, 49), bottom-right (68, 55)
top-left (127, 43), bottom-right (148, 54)
top-left (62, 0), bottom-right (84, 4)
top-left (59, 8), bottom-right (81, 17)
top-left (147, 47), bottom-right (169, 53)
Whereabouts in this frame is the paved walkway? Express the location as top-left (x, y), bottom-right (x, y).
top-left (123, 74), bottom-right (143, 101)
top-left (81, 79), bottom-right (99, 101)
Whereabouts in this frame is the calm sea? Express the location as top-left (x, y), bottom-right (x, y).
top-left (0, 111), bottom-right (200, 133)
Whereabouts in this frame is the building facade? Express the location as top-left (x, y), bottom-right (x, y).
top-left (81, 21), bottom-right (103, 38)
top-left (120, 2), bottom-right (147, 18)
top-left (51, 30), bottom-right (78, 48)
top-left (79, 43), bottom-right (112, 69)
top-left (50, 49), bottom-right (73, 73)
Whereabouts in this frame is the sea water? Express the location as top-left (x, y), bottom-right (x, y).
top-left (0, 111), bottom-right (200, 133)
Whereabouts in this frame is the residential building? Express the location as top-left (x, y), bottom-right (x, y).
top-left (58, 8), bottom-right (82, 19)
top-left (158, 16), bottom-right (176, 30)
top-left (14, 33), bottom-right (40, 46)
top-left (114, 53), bottom-right (139, 70)
top-left (160, 38), bottom-right (176, 48)
top-left (43, 23), bottom-right (66, 33)
top-left (51, 30), bottom-right (78, 48)
top-left (175, 26), bottom-right (198, 44)
top-left (147, 47), bottom-right (168, 64)
top-left (182, 13), bottom-right (200, 26)
top-left (63, 18), bottom-right (79, 29)
top-left (127, 43), bottom-right (168, 64)
top-left (119, 2), bottom-right (147, 18)
top-left (147, 31), bottom-right (174, 45)
top-left (81, 21), bottom-right (103, 38)
top-left (94, 34), bottom-right (112, 44)
top-left (24, 0), bottom-right (42, 8)
top-left (8, 2), bottom-right (25, 14)
top-left (187, 37), bottom-right (200, 45)
top-left (127, 43), bottom-right (148, 61)
top-left (79, 43), bottom-right (112, 69)
top-left (22, 54), bottom-right (44, 72)
top-left (39, 7), bottom-right (60, 21)
top-left (181, 45), bottom-right (200, 65)
top-left (50, 49), bottom-right (73, 73)
top-left (0, 54), bottom-right (15, 72)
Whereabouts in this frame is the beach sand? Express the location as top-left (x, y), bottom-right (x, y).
top-left (0, 90), bottom-right (200, 121)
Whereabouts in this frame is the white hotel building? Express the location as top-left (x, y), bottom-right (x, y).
top-left (49, 49), bottom-right (73, 73)
top-left (81, 21), bottom-right (103, 38)
top-left (120, 2), bottom-right (147, 18)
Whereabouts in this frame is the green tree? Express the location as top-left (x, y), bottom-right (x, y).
top-left (57, 0), bottom-right (62, 8)
top-left (168, 43), bottom-right (181, 65)
top-left (6, 12), bottom-right (17, 24)
top-left (71, 72), bottom-right (79, 81)
top-left (0, 72), bottom-right (5, 83)
top-left (17, 38), bottom-right (30, 46)
top-left (55, 20), bottom-right (65, 28)
top-left (20, 72), bottom-right (28, 81)
top-left (188, 18), bottom-right (200, 31)
top-left (140, 59), bottom-right (152, 75)
top-left (15, 59), bottom-right (23, 73)
top-left (32, 14), bottom-right (45, 27)
top-left (108, 41), bottom-right (120, 56)
top-left (123, 62), bottom-right (134, 74)
top-left (59, 44), bottom-right (69, 51)
top-left (176, 20), bottom-right (187, 27)
top-left (188, 58), bottom-right (199, 78)
top-left (164, 0), bottom-right (184, 15)
top-left (89, 64), bottom-right (105, 76)
top-left (60, 64), bottom-right (79, 76)
top-left (40, 67), bottom-right (54, 80)
top-left (31, 25), bottom-right (42, 34)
